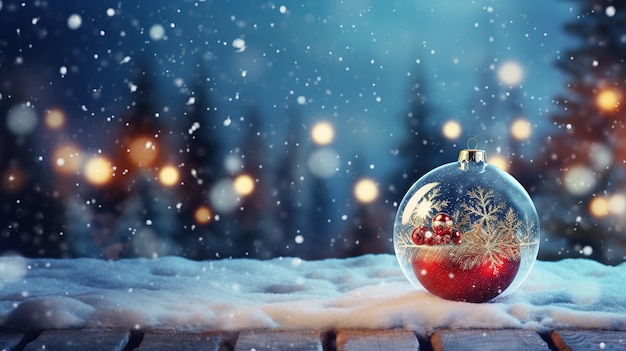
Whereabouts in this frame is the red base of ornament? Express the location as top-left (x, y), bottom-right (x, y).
top-left (412, 255), bottom-right (521, 303)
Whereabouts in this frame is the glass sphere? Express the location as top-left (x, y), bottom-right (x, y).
top-left (393, 148), bottom-right (540, 303)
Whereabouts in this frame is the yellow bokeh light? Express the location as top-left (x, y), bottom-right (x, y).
top-left (311, 121), bottom-right (335, 145)
top-left (194, 206), bottom-right (212, 224)
top-left (52, 143), bottom-right (83, 175)
top-left (510, 118), bottom-right (532, 140)
top-left (596, 89), bottom-right (620, 112)
top-left (609, 194), bottom-right (626, 215)
top-left (498, 61), bottom-right (523, 85)
top-left (84, 156), bottom-right (113, 185)
top-left (442, 120), bottom-right (462, 139)
top-left (233, 174), bottom-right (255, 196)
top-left (159, 165), bottom-right (180, 187)
top-left (45, 109), bottom-right (66, 130)
top-left (128, 136), bottom-right (158, 167)
top-left (354, 178), bottom-right (379, 204)
top-left (589, 196), bottom-right (609, 218)
top-left (488, 155), bottom-right (509, 171)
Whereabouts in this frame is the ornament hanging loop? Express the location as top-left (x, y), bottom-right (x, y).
top-left (467, 137), bottom-right (478, 151)
top-left (458, 137), bottom-right (486, 171)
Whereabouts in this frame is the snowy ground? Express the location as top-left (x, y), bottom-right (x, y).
top-left (0, 254), bottom-right (625, 337)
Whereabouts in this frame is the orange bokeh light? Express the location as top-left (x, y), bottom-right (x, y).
top-left (233, 174), bottom-right (255, 196)
top-left (159, 165), bottom-right (180, 187)
top-left (2, 165), bottom-right (26, 193)
top-left (596, 89), bottom-right (620, 112)
top-left (128, 136), bottom-right (158, 167)
top-left (45, 109), bottom-right (66, 130)
top-left (52, 143), bottom-right (83, 175)
top-left (589, 196), bottom-right (609, 218)
top-left (84, 156), bottom-right (113, 185)
top-left (194, 206), bottom-right (212, 224)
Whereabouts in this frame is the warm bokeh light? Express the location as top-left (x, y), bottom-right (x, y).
top-left (2, 165), bottom-right (26, 193)
top-left (488, 155), bottom-right (508, 171)
top-left (52, 143), bottom-right (83, 175)
top-left (589, 196), bottom-right (609, 218)
top-left (596, 88), bottom-right (620, 112)
top-left (45, 109), bottom-right (66, 130)
top-left (311, 121), bottom-right (335, 145)
top-left (609, 194), bottom-right (626, 215)
top-left (128, 136), bottom-right (158, 167)
top-left (233, 174), bottom-right (255, 196)
top-left (159, 165), bottom-right (180, 187)
top-left (497, 61), bottom-right (523, 85)
top-left (84, 156), bottom-right (113, 185)
top-left (194, 206), bottom-right (212, 224)
top-left (354, 178), bottom-right (379, 204)
top-left (442, 120), bottom-right (462, 139)
top-left (510, 118), bottom-right (532, 140)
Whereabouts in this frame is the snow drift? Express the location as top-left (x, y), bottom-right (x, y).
top-left (1, 254), bottom-right (625, 337)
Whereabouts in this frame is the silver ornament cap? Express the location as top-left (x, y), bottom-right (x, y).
top-left (458, 137), bottom-right (486, 171)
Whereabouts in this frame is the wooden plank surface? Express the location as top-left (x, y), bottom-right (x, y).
top-left (0, 328), bottom-right (24, 351)
top-left (336, 329), bottom-right (419, 351)
top-left (7, 328), bottom-right (626, 351)
top-left (22, 329), bottom-right (130, 351)
top-left (135, 330), bottom-right (221, 351)
top-left (234, 330), bottom-right (323, 351)
top-left (431, 329), bottom-right (549, 351)
top-left (551, 330), bottom-right (626, 351)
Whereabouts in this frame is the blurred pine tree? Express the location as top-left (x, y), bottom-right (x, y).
top-left (538, 0), bottom-right (626, 263)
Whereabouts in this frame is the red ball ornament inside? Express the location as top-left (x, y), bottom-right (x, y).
top-left (432, 213), bottom-right (453, 235)
top-left (393, 139), bottom-right (540, 303)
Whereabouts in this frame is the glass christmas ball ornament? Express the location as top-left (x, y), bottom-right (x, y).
top-left (393, 139), bottom-right (540, 303)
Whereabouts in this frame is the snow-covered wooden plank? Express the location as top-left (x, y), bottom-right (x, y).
top-left (431, 329), bottom-right (549, 351)
top-left (0, 328), bottom-right (24, 351)
top-left (551, 330), bottom-right (626, 351)
top-left (22, 329), bottom-right (130, 351)
top-left (135, 330), bottom-right (221, 351)
top-left (336, 329), bottom-right (419, 351)
top-left (234, 330), bottom-right (323, 351)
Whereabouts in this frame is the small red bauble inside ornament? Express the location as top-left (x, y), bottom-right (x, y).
top-left (438, 232), bottom-right (452, 245)
top-left (432, 213), bottom-right (453, 235)
top-left (411, 249), bottom-right (521, 303)
top-left (424, 231), bottom-right (437, 246)
top-left (425, 238), bottom-right (435, 246)
top-left (451, 229), bottom-right (463, 245)
top-left (411, 226), bottom-right (430, 245)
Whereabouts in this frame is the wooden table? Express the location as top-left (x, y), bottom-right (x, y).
top-left (2, 327), bottom-right (626, 351)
